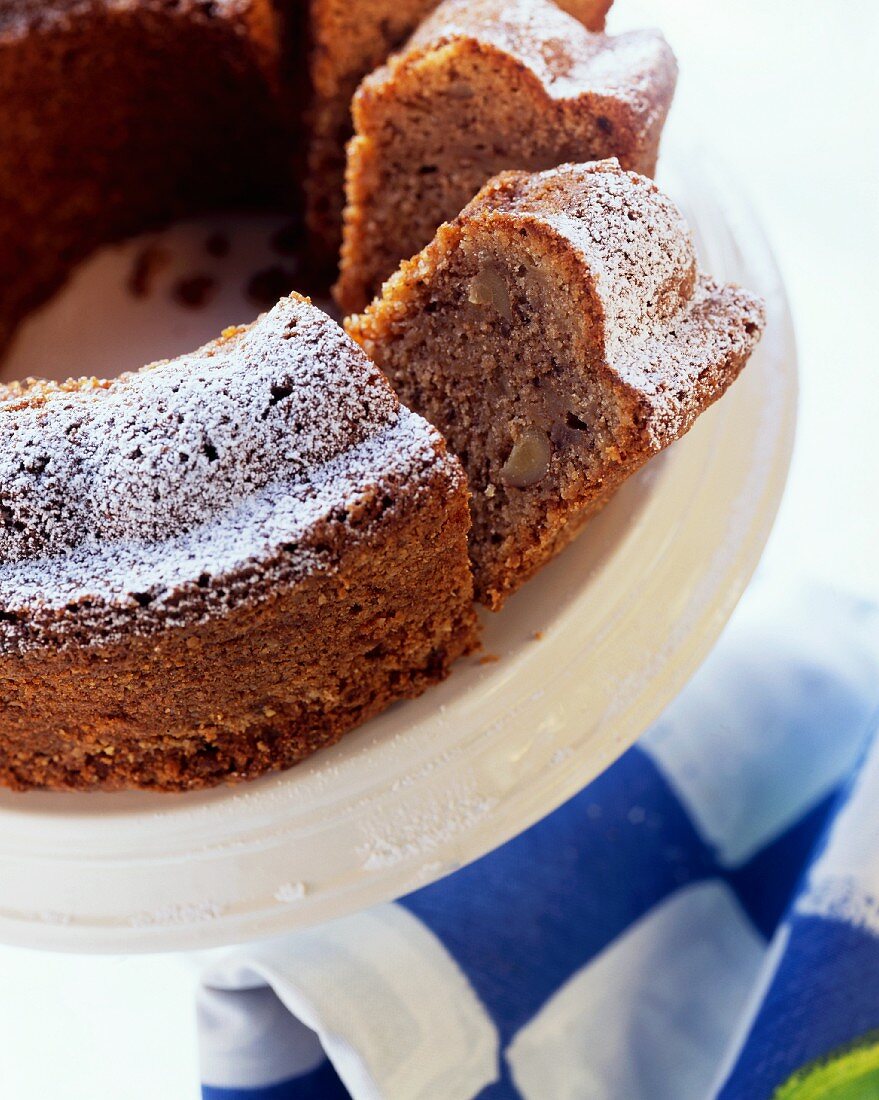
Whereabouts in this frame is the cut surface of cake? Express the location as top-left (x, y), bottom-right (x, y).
top-left (335, 0), bottom-right (677, 313)
top-left (305, 0), bottom-right (615, 266)
top-left (0, 295), bottom-right (478, 791)
top-left (346, 160), bottom-right (766, 609)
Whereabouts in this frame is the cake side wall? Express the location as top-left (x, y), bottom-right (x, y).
top-left (0, 459), bottom-right (478, 792)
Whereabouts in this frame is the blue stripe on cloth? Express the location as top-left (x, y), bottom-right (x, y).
top-left (401, 746), bottom-right (838, 1099)
top-left (718, 915), bottom-right (879, 1100)
top-left (402, 745), bottom-right (718, 1049)
top-left (197, 587), bottom-right (879, 1100)
top-left (202, 1059), bottom-right (348, 1100)
top-left (726, 789), bottom-right (839, 939)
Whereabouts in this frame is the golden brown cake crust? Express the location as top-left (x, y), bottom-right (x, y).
top-left (0, 296), bottom-right (478, 790)
top-left (335, 0), bottom-right (676, 313)
top-left (347, 161), bottom-right (765, 608)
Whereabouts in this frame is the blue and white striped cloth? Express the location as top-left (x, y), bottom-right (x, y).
top-left (198, 578), bottom-right (879, 1099)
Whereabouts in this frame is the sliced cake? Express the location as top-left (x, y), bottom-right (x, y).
top-left (346, 161), bottom-right (765, 609)
top-left (0, 295), bottom-right (478, 791)
top-left (0, 0), bottom-right (624, 346)
top-left (335, 0), bottom-right (677, 312)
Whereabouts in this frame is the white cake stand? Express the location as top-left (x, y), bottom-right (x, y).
top-left (0, 140), bottom-right (797, 953)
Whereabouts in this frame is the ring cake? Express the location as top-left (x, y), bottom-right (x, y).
top-left (0, 1), bottom-right (765, 792)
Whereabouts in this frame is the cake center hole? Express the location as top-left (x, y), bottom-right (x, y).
top-left (0, 212), bottom-right (325, 387)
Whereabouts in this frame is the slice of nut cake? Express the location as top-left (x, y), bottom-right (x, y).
top-left (347, 160), bottom-right (765, 609)
top-left (335, 0), bottom-right (677, 313)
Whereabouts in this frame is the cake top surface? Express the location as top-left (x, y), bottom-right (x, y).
top-left (0, 294), bottom-right (398, 559)
top-left (370, 0), bottom-right (675, 107)
top-left (0, 295), bottom-right (451, 650)
top-left (460, 159), bottom-right (764, 410)
top-left (467, 159), bottom-right (697, 350)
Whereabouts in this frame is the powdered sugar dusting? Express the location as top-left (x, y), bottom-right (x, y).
top-left (357, 777), bottom-right (499, 870)
top-left (491, 159), bottom-right (697, 345)
top-left (127, 899), bottom-right (227, 928)
top-left (476, 160), bottom-right (766, 442)
top-left (274, 881), bottom-right (308, 903)
top-left (0, 295), bottom-right (452, 650)
top-left (388, 0), bottom-right (674, 107)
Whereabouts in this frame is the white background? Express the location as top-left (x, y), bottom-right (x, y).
top-left (0, 1), bottom-right (876, 1096)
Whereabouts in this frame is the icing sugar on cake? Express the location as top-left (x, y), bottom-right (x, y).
top-left (0, 296), bottom-right (398, 555)
top-left (470, 160), bottom-right (764, 443)
top-left (0, 293), bottom-right (478, 791)
top-left (404, 0), bottom-right (669, 105)
top-left (0, 294), bottom-right (454, 650)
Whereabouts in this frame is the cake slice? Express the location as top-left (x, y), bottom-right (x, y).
top-left (305, 0), bottom-right (616, 267)
top-left (335, 0), bottom-right (676, 312)
top-left (0, 295), bottom-right (477, 791)
top-left (346, 161), bottom-right (766, 609)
